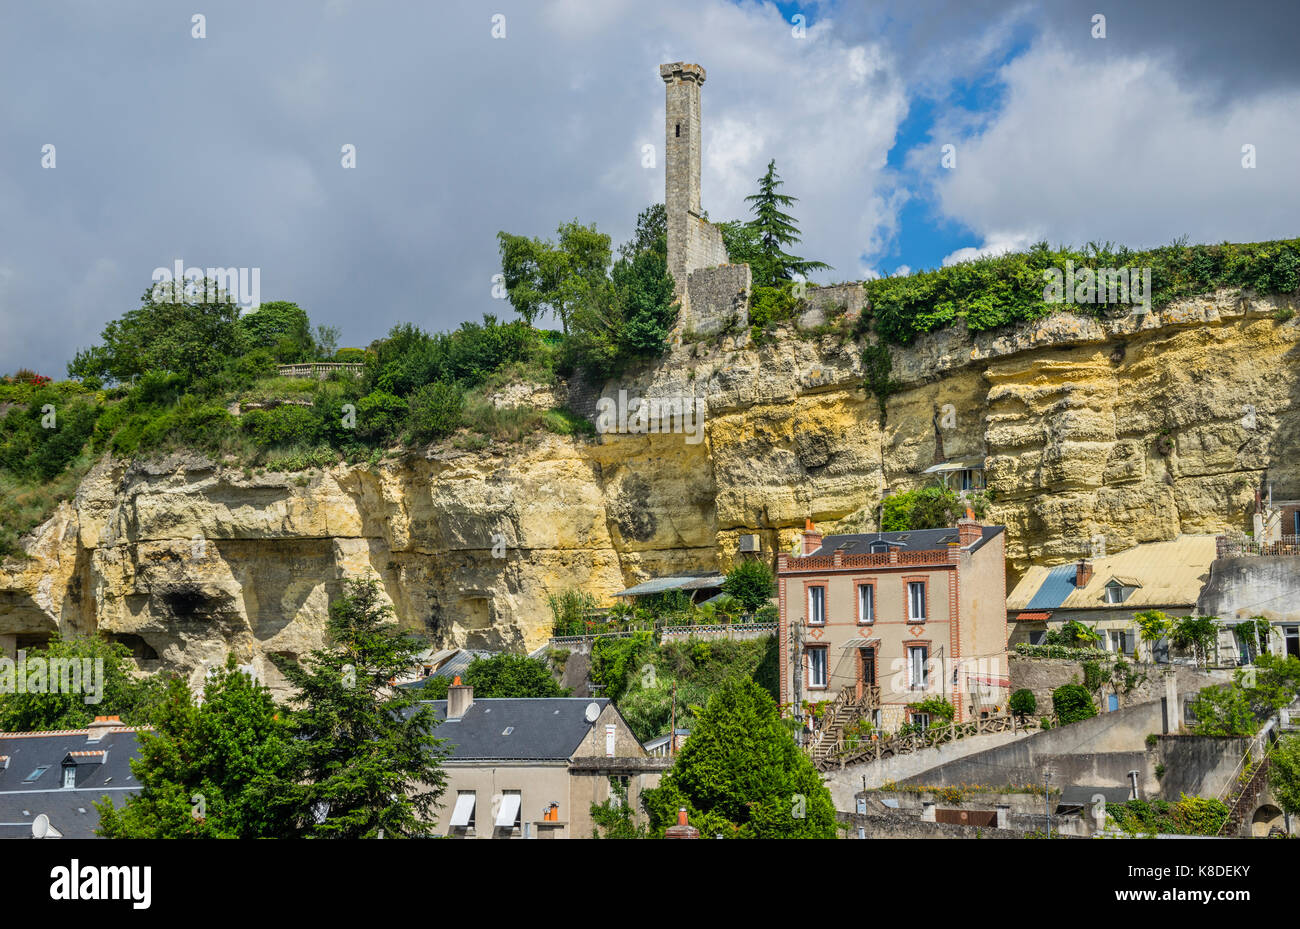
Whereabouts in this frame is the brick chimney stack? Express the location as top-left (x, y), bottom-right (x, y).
top-left (1075, 560), bottom-right (1093, 587)
top-left (664, 807), bottom-right (700, 839)
top-left (801, 518), bottom-right (823, 555)
top-left (956, 509), bottom-right (981, 547)
top-left (447, 677), bottom-right (474, 719)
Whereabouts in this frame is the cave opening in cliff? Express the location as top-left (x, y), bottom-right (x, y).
top-left (106, 633), bottom-right (159, 660)
top-left (163, 586), bottom-right (210, 619)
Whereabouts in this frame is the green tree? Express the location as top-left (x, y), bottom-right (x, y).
top-left (497, 220), bottom-right (611, 333)
top-left (721, 559), bottom-right (775, 613)
top-left (741, 160), bottom-right (830, 287)
top-left (0, 634), bottom-right (166, 731)
top-left (238, 301), bottom-right (314, 362)
top-left (95, 660), bottom-right (293, 838)
top-left (274, 578), bottom-right (448, 838)
top-left (642, 677), bottom-right (836, 838)
top-left (1172, 615), bottom-right (1219, 668)
top-left (1133, 609), bottom-right (1174, 662)
top-left (68, 280), bottom-right (248, 384)
top-left (1052, 683), bottom-right (1097, 725)
top-left (590, 777), bottom-right (652, 838)
top-left (1269, 735), bottom-right (1300, 818)
top-left (1010, 688), bottom-right (1037, 720)
top-left (418, 654), bottom-right (569, 699)
top-left (408, 381), bottom-right (464, 443)
top-left (880, 484), bottom-right (961, 531)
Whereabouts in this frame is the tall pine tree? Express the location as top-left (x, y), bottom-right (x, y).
top-left (742, 159), bottom-right (830, 287)
top-left (275, 578), bottom-right (448, 838)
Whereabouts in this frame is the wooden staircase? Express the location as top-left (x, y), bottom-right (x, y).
top-left (808, 686), bottom-right (877, 768)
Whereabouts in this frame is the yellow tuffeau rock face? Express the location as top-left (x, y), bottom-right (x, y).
top-left (1, 290), bottom-right (1296, 696)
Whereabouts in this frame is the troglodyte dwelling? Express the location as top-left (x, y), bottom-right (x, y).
top-left (417, 681), bottom-right (666, 839)
top-left (777, 517), bottom-right (1009, 732)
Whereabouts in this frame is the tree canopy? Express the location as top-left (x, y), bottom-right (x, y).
top-left (642, 677), bottom-right (836, 838)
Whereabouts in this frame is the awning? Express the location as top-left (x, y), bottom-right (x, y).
top-left (1015, 611), bottom-right (1053, 622)
top-left (449, 793), bottom-right (476, 827)
top-left (922, 458), bottom-right (984, 474)
top-left (495, 793), bottom-right (521, 828)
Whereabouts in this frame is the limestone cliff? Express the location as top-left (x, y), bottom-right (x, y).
top-left (2, 289), bottom-right (1296, 696)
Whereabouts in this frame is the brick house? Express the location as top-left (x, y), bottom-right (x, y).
top-left (777, 517), bottom-right (1008, 733)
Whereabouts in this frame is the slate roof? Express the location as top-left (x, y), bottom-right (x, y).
top-left (420, 697), bottom-right (612, 761)
top-left (808, 525), bottom-right (1005, 557)
top-left (0, 728), bottom-right (143, 839)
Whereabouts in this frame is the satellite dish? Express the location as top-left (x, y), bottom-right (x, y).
top-left (32, 813), bottom-right (49, 839)
top-left (584, 702), bottom-right (600, 723)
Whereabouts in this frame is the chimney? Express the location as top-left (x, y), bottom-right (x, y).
top-left (664, 807), bottom-right (700, 839)
top-left (801, 518), bottom-right (823, 556)
top-left (86, 715), bottom-right (122, 743)
top-left (956, 509), bottom-right (981, 547)
top-left (1075, 560), bottom-right (1093, 588)
top-left (447, 677), bottom-right (474, 719)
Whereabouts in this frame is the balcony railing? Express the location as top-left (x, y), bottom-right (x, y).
top-left (1216, 535), bottom-right (1300, 557)
top-left (783, 548), bottom-right (955, 571)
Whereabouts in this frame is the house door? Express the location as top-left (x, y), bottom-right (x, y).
top-left (860, 647), bottom-right (876, 686)
top-left (1107, 694), bottom-right (1119, 712)
top-left (1286, 627), bottom-right (1300, 660)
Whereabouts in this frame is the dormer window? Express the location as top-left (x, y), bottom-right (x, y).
top-left (1103, 579), bottom-right (1139, 604)
top-left (62, 766), bottom-right (76, 789)
top-left (869, 540), bottom-right (890, 554)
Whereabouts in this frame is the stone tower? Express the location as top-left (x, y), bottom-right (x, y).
top-left (660, 62), bottom-right (733, 323)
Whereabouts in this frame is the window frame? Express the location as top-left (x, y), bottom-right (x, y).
top-left (906, 644), bottom-right (930, 691)
top-left (906, 579), bottom-right (928, 622)
top-left (856, 580), bottom-right (876, 624)
top-left (806, 646), bottom-right (828, 690)
top-left (807, 584), bottom-right (826, 626)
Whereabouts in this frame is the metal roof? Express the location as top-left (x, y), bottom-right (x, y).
top-left (922, 458), bottom-right (985, 474)
top-left (1008, 535), bottom-right (1217, 611)
top-left (430, 649), bottom-right (499, 680)
top-left (1025, 564), bottom-right (1079, 610)
top-left (613, 573), bottom-right (725, 598)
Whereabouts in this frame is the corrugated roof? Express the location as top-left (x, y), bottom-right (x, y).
top-left (613, 573), bottom-right (725, 598)
top-left (1007, 535), bottom-right (1217, 611)
top-left (430, 649), bottom-right (499, 680)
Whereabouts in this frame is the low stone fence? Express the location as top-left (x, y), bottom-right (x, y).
top-left (276, 362), bottom-right (364, 379)
top-left (548, 622), bottom-right (776, 655)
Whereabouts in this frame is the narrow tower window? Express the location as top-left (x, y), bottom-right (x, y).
top-left (675, 123), bottom-right (680, 137)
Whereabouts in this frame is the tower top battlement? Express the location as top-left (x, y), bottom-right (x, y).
top-left (659, 61), bottom-right (706, 85)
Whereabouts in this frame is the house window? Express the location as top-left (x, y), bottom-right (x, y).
top-left (62, 766), bottom-right (76, 789)
top-left (807, 647), bottom-right (828, 689)
top-left (872, 709), bottom-right (882, 729)
top-left (959, 469), bottom-right (983, 492)
top-left (1286, 626), bottom-right (1300, 660)
top-left (449, 791), bottom-right (477, 831)
top-left (869, 540), bottom-right (890, 554)
top-left (911, 712), bottom-right (930, 733)
top-left (907, 582), bottom-right (927, 621)
top-left (1028, 630), bottom-right (1047, 646)
top-left (858, 584), bottom-right (875, 623)
top-left (605, 724), bottom-right (617, 758)
top-left (808, 586), bottom-right (825, 625)
top-left (1103, 581), bottom-right (1136, 604)
top-left (1109, 630), bottom-right (1131, 655)
top-left (907, 646), bottom-right (929, 691)
top-left (495, 791), bottom-right (522, 832)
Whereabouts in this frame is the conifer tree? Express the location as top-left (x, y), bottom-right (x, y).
top-left (275, 578), bottom-right (447, 838)
top-left (742, 159), bottom-right (830, 287)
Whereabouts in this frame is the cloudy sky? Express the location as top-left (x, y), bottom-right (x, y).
top-left (1, 0), bottom-right (1297, 375)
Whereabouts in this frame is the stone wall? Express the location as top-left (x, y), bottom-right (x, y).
top-left (1197, 554), bottom-right (1300, 622)
top-left (686, 263), bottom-right (750, 336)
top-left (797, 282), bottom-right (867, 329)
top-left (1008, 655), bottom-right (1229, 718)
